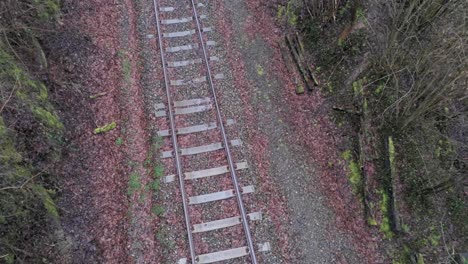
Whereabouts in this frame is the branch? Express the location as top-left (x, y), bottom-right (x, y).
top-left (0, 166), bottom-right (49, 191)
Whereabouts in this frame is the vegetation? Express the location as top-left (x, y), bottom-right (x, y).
top-left (341, 150), bottom-right (363, 196)
top-left (94, 121), bottom-right (117, 134)
top-left (128, 171), bottom-right (141, 196)
top-left (283, 0), bottom-right (467, 261)
top-left (0, 0), bottom-right (63, 262)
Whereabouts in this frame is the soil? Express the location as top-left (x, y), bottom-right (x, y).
top-left (46, 0), bottom-right (388, 263)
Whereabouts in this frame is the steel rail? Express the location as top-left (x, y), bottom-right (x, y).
top-left (188, 1), bottom-right (259, 263)
top-left (152, 1), bottom-right (197, 263)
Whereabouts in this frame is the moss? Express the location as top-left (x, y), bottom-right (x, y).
top-left (378, 188), bottom-right (394, 238)
top-left (341, 150), bottom-right (363, 194)
top-left (368, 217), bottom-right (378, 226)
top-left (0, 1), bottom-right (63, 261)
top-left (375, 84), bottom-right (384, 95)
top-left (296, 84), bottom-right (305, 94)
top-left (417, 253), bottom-right (425, 264)
top-left (428, 226), bottom-right (441, 246)
top-left (37, 83), bottom-right (49, 101)
top-left (33, 0), bottom-right (60, 21)
top-left (363, 98), bottom-right (368, 112)
top-left (0, 117), bottom-right (23, 164)
top-left (327, 83), bottom-right (334, 93)
top-left (277, 5), bottom-right (285, 19)
top-left (32, 106), bottom-right (63, 130)
top-left (33, 185), bottom-right (59, 219)
top-left (388, 136), bottom-right (395, 166)
top-left (348, 160), bottom-right (361, 186)
top-left (341, 149), bottom-right (352, 160)
top-left (286, 2), bottom-right (298, 26)
top-left (353, 79), bottom-right (364, 96)
top-left (93, 122), bottom-right (117, 134)
top-left (255, 64), bottom-right (264, 76)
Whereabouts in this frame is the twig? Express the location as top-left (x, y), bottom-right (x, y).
top-left (0, 86), bottom-right (16, 114)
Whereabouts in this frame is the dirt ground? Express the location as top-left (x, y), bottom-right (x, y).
top-left (49, 0), bottom-right (388, 263)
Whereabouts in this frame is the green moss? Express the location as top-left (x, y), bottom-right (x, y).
top-left (417, 253), bottom-right (425, 264)
top-left (348, 160), bottom-right (361, 186)
top-left (93, 122), bottom-right (117, 134)
top-left (394, 245), bottom-right (413, 263)
top-left (277, 5), bottom-right (285, 19)
top-left (37, 83), bottom-right (49, 101)
top-left (32, 106), bottom-right (63, 130)
top-left (32, 184), bottom-right (59, 219)
top-left (341, 150), bottom-right (352, 160)
top-left (378, 188), bottom-right (394, 238)
top-left (341, 150), bottom-right (363, 194)
top-left (388, 136), bottom-right (395, 166)
top-left (296, 84), bottom-right (305, 94)
top-left (255, 64), bottom-right (265, 76)
top-left (33, 0), bottom-right (60, 20)
top-left (368, 217), bottom-right (378, 226)
top-left (353, 79), bottom-right (364, 96)
top-left (0, 117), bottom-right (23, 164)
top-left (327, 83), bottom-right (334, 93)
top-left (286, 2), bottom-right (298, 26)
top-left (0, 1), bottom-right (63, 260)
top-left (375, 84), bottom-right (384, 95)
top-left (428, 226), bottom-right (441, 246)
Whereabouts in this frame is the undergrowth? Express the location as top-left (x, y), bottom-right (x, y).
top-left (0, 0), bottom-right (63, 262)
top-left (286, 0), bottom-right (467, 261)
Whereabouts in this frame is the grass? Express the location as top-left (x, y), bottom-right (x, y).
top-left (115, 137), bottom-right (124, 146)
top-left (127, 172), bottom-right (141, 196)
top-left (118, 50), bottom-right (132, 85)
top-left (155, 227), bottom-right (175, 250)
top-left (150, 152), bottom-right (164, 204)
top-left (151, 205), bottom-right (164, 216)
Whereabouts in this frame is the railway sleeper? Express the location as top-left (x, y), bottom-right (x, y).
top-left (163, 161), bottom-right (248, 183)
top-left (178, 242), bottom-right (271, 264)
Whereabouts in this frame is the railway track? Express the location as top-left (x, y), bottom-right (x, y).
top-left (152, 0), bottom-right (270, 263)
